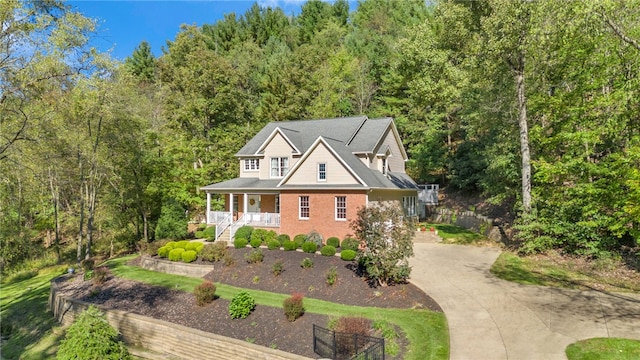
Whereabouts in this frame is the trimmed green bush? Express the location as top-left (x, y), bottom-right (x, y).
top-left (245, 249), bottom-right (264, 264)
top-left (200, 242), bottom-right (228, 262)
top-left (340, 249), bottom-right (357, 261)
top-left (293, 234), bottom-right (306, 248)
top-left (267, 239), bottom-right (281, 250)
top-left (143, 239), bottom-right (168, 256)
top-left (165, 241), bottom-right (177, 249)
top-left (157, 246), bottom-right (170, 258)
top-left (194, 281), bottom-right (216, 306)
top-left (181, 250), bottom-right (197, 263)
top-left (57, 306), bottom-right (131, 360)
top-left (341, 237), bottom-right (360, 252)
top-left (185, 242), bottom-right (199, 251)
top-left (229, 291), bottom-right (255, 319)
top-left (175, 240), bottom-right (189, 249)
top-left (202, 225), bottom-right (216, 241)
top-left (250, 238), bottom-right (262, 248)
top-left (264, 230), bottom-right (277, 244)
top-left (283, 240), bottom-right (297, 251)
top-left (235, 225), bottom-right (253, 240)
top-left (283, 293), bottom-right (305, 322)
top-left (320, 245), bottom-right (336, 256)
top-left (234, 237), bottom-right (248, 249)
top-left (277, 234), bottom-right (290, 244)
top-left (326, 237), bottom-right (340, 248)
top-left (168, 248), bottom-right (185, 261)
top-left (302, 241), bottom-right (317, 253)
top-left (195, 231), bottom-right (205, 239)
top-left (194, 242), bottom-right (204, 253)
top-left (197, 223), bottom-right (207, 231)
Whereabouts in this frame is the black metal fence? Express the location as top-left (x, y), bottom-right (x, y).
top-left (313, 324), bottom-right (385, 360)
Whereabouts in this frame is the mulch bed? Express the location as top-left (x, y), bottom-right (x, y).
top-left (55, 246), bottom-right (442, 359)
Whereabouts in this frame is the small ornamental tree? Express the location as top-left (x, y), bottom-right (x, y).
top-left (155, 199), bottom-right (188, 240)
top-left (57, 305), bottom-right (131, 360)
top-left (350, 203), bottom-right (414, 287)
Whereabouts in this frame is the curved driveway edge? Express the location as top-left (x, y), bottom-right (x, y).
top-left (409, 242), bottom-right (640, 360)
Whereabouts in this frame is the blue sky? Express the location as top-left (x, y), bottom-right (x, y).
top-left (68, 1), bottom-right (353, 61)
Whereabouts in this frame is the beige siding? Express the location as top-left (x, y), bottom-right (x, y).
top-left (373, 128), bottom-right (406, 173)
top-left (239, 159), bottom-right (261, 178)
top-left (284, 142), bottom-right (360, 185)
top-left (259, 132), bottom-right (299, 179)
top-left (368, 189), bottom-right (417, 207)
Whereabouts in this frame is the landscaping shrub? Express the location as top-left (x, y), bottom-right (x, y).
top-left (320, 245), bottom-right (336, 256)
top-left (234, 237), bottom-right (248, 249)
top-left (234, 225), bottom-right (253, 240)
top-left (282, 240), bottom-right (297, 251)
top-left (57, 305), bottom-right (131, 360)
top-left (181, 250), bottom-right (197, 263)
top-left (264, 230), bottom-right (277, 243)
top-left (81, 258), bottom-right (95, 272)
top-left (194, 242), bottom-right (204, 253)
top-left (143, 239), bottom-right (168, 256)
top-left (267, 239), bottom-right (281, 250)
top-left (195, 231), bottom-right (205, 239)
top-left (341, 237), bottom-right (359, 252)
top-left (165, 241), bottom-right (177, 249)
top-left (300, 257), bottom-right (314, 269)
top-left (277, 234), bottom-right (290, 244)
top-left (185, 241), bottom-right (199, 252)
top-left (200, 242), bottom-right (228, 262)
top-left (175, 240), bottom-right (189, 249)
top-left (202, 225), bottom-right (216, 241)
top-left (155, 199), bottom-right (188, 240)
top-left (157, 246), bottom-right (171, 258)
top-left (302, 241), bottom-right (317, 253)
top-left (250, 238), bottom-right (262, 248)
top-left (245, 249), bottom-right (264, 264)
top-left (326, 266), bottom-right (337, 286)
top-left (168, 248), bottom-right (185, 261)
top-left (92, 266), bottom-right (110, 286)
top-left (251, 228), bottom-right (268, 244)
top-left (340, 249), bottom-right (357, 261)
top-left (223, 252), bottom-right (236, 266)
top-left (293, 234), bottom-right (306, 248)
top-left (306, 230), bottom-right (323, 247)
top-left (335, 317), bottom-right (371, 336)
top-left (326, 237), bottom-right (341, 248)
top-left (194, 281), bottom-right (216, 306)
top-left (229, 291), bottom-right (255, 319)
top-left (197, 223), bottom-right (207, 231)
top-left (283, 293), bottom-right (305, 322)
top-left (272, 259), bottom-right (284, 276)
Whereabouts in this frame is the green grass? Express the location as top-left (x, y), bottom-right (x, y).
top-left (420, 223), bottom-right (487, 245)
top-left (103, 255), bottom-right (449, 360)
top-left (566, 338), bottom-right (640, 360)
top-left (490, 252), bottom-right (639, 292)
top-left (0, 265), bottom-right (68, 359)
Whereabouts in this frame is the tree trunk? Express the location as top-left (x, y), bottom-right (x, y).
top-left (142, 211), bottom-right (149, 243)
top-left (77, 177), bottom-right (85, 263)
top-left (515, 68), bottom-right (532, 213)
top-left (48, 168), bottom-right (61, 264)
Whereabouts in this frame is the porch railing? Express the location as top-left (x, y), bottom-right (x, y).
top-left (243, 212), bottom-right (280, 227)
top-left (229, 213), bottom-right (246, 240)
top-left (209, 211), bottom-right (232, 241)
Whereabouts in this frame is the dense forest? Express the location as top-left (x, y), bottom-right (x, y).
top-left (1, 0), bottom-right (639, 271)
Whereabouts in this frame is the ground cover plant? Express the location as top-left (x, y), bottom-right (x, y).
top-left (420, 223), bottom-right (489, 245)
top-left (566, 338), bottom-right (640, 360)
top-left (59, 253), bottom-right (449, 360)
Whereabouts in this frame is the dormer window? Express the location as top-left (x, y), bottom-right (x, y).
top-left (382, 158), bottom-right (388, 175)
top-left (317, 163), bottom-right (326, 181)
top-left (270, 157), bottom-right (289, 178)
top-left (244, 159), bottom-right (260, 171)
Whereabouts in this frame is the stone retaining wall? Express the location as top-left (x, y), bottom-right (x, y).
top-left (139, 256), bottom-right (214, 278)
top-left (427, 207), bottom-right (510, 243)
top-left (49, 279), bottom-right (312, 360)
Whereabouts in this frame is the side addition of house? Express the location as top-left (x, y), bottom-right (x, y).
top-left (201, 116), bottom-right (419, 241)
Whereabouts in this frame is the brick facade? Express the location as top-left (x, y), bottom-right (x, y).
top-left (279, 190), bottom-right (367, 240)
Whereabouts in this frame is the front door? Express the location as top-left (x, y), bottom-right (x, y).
top-left (247, 195), bottom-right (260, 213)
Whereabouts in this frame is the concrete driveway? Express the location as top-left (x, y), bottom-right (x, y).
top-left (409, 241), bottom-right (640, 360)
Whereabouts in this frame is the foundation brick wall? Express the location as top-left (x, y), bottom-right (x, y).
top-left (279, 190), bottom-right (367, 240)
top-left (49, 279), bottom-right (312, 360)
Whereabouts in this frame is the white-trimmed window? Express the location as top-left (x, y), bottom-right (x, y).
top-left (299, 196), bottom-right (309, 219)
top-left (318, 163), bottom-right (326, 181)
top-left (335, 196), bottom-right (346, 220)
top-left (402, 196), bottom-right (417, 217)
top-left (244, 159), bottom-right (260, 171)
top-left (382, 158), bottom-right (388, 175)
top-left (270, 157), bottom-right (289, 178)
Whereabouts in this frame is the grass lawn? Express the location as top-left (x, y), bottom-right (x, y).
top-left (0, 266), bottom-right (68, 359)
top-left (420, 223), bottom-right (489, 245)
top-left (104, 255), bottom-right (449, 360)
top-left (566, 338), bottom-right (640, 360)
top-left (490, 251), bottom-right (640, 293)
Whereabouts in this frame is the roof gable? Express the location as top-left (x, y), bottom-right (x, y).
top-left (254, 127), bottom-right (301, 156)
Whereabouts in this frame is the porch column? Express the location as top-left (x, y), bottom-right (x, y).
top-left (206, 193), bottom-right (211, 224)
top-left (243, 193), bottom-right (248, 214)
top-left (229, 193), bottom-right (234, 214)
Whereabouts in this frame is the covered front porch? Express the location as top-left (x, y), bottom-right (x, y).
top-left (205, 192), bottom-right (281, 240)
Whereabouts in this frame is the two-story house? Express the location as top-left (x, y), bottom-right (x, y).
top-left (200, 116), bottom-right (419, 241)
